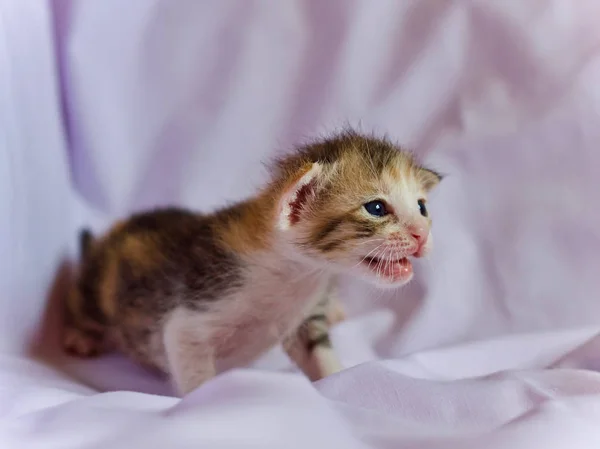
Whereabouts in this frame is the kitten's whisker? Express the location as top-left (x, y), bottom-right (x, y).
top-left (376, 247), bottom-right (389, 279)
top-left (367, 246), bottom-right (385, 272)
top-left (353, 243), bottom-right (385, 269)
top-left (385, 247), bottom-right (393, 276)
top-left (378, 247), bottom-right (387, 278)
top-left (356, 238), bottom-right (386, 246)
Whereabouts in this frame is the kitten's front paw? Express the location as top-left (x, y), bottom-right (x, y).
top-left (327, 299), bottom-right (346, 326)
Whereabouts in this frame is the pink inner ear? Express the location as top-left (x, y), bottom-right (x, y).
top-left (288, 180), bottom-right (316, 225)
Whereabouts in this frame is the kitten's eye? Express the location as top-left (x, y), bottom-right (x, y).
top-left (364, 200), bottom-right (388, 217)
top-left (418, 199), bottom-right (428, 217)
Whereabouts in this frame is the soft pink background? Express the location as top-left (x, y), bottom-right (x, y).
top-left (3, 1), bottom-right (600, 448)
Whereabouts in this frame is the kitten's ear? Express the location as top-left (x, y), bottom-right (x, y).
top-left (277, 162), bottom-right (323, 230)
top-left (420, 167), bottom-right (443, 192)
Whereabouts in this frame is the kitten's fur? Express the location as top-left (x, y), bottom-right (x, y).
top-left (62, 130), bottom-right (442, 396)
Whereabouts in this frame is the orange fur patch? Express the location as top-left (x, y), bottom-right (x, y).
top-left (121, 234), bottom-right (161, 273)
top-left (99, 256), bottom-right (119, 320)
top-left (217, 199), bottom-right (273, 255)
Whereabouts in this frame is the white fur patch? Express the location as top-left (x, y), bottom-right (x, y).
top-left (163, 307), bottom-right (216, 395)
top-left (313, 345), bottom-right (343, 377)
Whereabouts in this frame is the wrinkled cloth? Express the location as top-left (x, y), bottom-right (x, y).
top-left (2, 1), bottom-right (600, 448)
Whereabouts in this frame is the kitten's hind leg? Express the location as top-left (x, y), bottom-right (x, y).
top-left (163, 309), bottom-right (216, 397)
top-left (63, 326), bottom-right (108, 357)
top-left (62, 288), bottom-right (111, 357)
top-left (284, 299), bottom-right (343, 382)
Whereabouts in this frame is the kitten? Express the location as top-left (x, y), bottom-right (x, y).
top-left (62, 130), bottom-right (442, 396)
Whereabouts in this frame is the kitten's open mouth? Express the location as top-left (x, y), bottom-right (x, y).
top-left (362, 256), bottom-right (413, 282)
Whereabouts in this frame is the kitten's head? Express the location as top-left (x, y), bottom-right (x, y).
top-left (273, 131), bottom-right (442, 288)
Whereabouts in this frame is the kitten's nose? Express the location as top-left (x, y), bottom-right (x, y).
top-left (409, 226), bottom-right (428, 253)
top-left (411, 232), bottom-right (425, 246)
top-left (411, 232), bottom-right (423, 243)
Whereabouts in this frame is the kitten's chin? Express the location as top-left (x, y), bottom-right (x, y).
top-left (370, 274), bottom-right (414, 289)
top-left (357, 256), bottom-right (414, 288)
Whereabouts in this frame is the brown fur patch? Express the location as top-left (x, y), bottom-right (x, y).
top-left (272, 130), bottom-right (413, 182)
top-left (63, 285), bottom-right (106, 336)
top-left (120, 234), bottom-right (163, 274)
top-left (216, 199), bottom-right (273, 255)
top-left (65, 207), bottom-right (246, 363)
top-left (98, 255), bottom-right (119, 320)
top-left (64, 286), bottom-right (82, 324)
top-left (107, 220), bottom-right (127, 237)
top-left (311, 217), bottom-right (344, 247)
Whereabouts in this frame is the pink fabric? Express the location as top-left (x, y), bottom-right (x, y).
top-left (3, 0), bottom-right (600, 447)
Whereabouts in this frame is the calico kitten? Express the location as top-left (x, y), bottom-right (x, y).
top-left (62, 130), bottom-right (442, 396)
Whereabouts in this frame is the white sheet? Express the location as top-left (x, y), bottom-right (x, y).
top-left (3, 0), bottom-right (600, 447)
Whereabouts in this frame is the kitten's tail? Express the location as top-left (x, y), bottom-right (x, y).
top-left (79, 228), bottom-right (94, 260)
